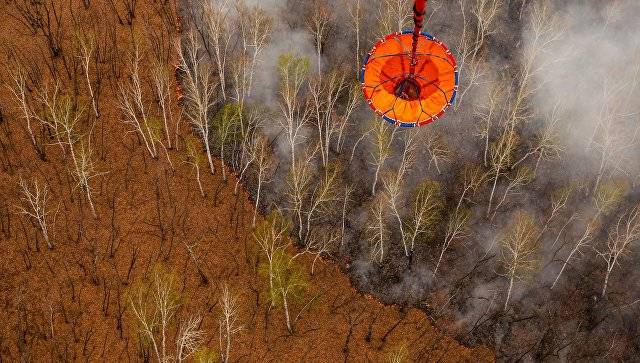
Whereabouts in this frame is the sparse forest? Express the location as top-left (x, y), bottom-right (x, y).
top-left (0, 0), bottom-right (488, 361)
top-left (0, 0), bottom-right (639, 361)
top-left (177, 0), bottom-right (640, 360)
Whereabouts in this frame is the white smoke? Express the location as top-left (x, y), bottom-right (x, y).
top-left (531, 0), bottom-right (640, 178)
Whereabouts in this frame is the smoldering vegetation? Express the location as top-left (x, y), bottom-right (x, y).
top-left (179, 0), bottom-right (640, 360)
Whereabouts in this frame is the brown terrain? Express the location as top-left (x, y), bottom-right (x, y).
top-left (0, 0), bottom-right (492, 361)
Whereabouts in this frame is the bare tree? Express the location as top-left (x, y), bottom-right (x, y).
top-left (550, 220), bottom-right (594, 290)
top-left (366, 194), bottom-right (389, 263)
top-left (254, 210), bottom-right (293, 294)
top-left (376, 0), bottom-right (412, 37)
top-left (434, 208), bottom-right (470, 276)
top-left (498, 212), bottom-right (540, 310)
top-left (129, 268), bottom-right (186, 363)
top-left (72, 142), bottom-right (104, 218)
top-left (177, 30), bottom-right (218, 174)
top-left (507, 2), bottom-right (563, 130)
top-left (308, 1), bottom-right (332, 75)
top-left (269, 249), bottom-right (308, 334)
top-left (203, 0), bottom-right (232, 100)
top-left (218, 284), bottom-right (242, 363)
top-left (17, 177), bottom-right (55, 249)
top-left (369, 120), bottom-right (396, 195)
top-left (303, 162), bottom-right (342, 245)
top-left (118, 44), bottom-right (158, 159)
top-left (382, 133), bottom-right (417, 256)
top-left (309, 72), bottom-right (349, 166)
top-left (423, 131), bottom-right (451, 174)
top-left (486, 123), bottom-right (519, 216)
top-left (176, 316), bottom-right (205, 363)
top-left (511, 103), bottom-right (564, 174)
top-left (150, 59), bottom-right (174, 149)
top-left (593, 180), bottom-right (627, 217)
top-left (405, 180), bottom-right (443, 261)
top-left (475, 83), bottom-right (505, 167)
top-left (589, 81), bottom-right (639, 193)
top-left (240, 4), bottom-right (273, 97)
top-left (251, 134), bottom-right (275, 227)
top-left (345, 0), bottom-right (362, 73)
top-left (254, 211), bottom-right (308, 333)
top-left (6, 62), bottom-right (39, 152)
top-left (233, 109), bottom-right (262, 196)
top-left (33, 85), bottom-right (103, 217)
top-left (277, 53), bottom-right (312, 177)
top-left (285, 148), bottom-right (316, 241)
top-left (455, 0), bottom-right (502, 107)
top-left (490, 165), bottom-right (533, 219)
top-left (539, 184), bottom-right (573, 238)
top-left (455, 164), bottom-right (486, 212)
top-left (185, 136), bottom-right (205, 197)
top-left (551, 181), bottom-right (625, 289)
top-left (597, 205), bottom-right (640, 296)
top-left (76, 31), bottom-right (100, 118)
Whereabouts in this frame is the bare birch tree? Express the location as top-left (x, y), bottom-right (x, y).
top-left (176, 316), bottom-right (205, 363)
top-left (6, 62), bottom-right (39, 153)
top-left (150, 59), bottom-right (174, 149)
top-left (455, 0), bottom-right (502, 107)
top-left (251, 134), bottom-right (275, 227)
top-left (551, 181), bottom-right (626, 289)
top-left (405, 180), bottom-right (443, 261)
top-left (285, 148), bottom-right (316, 241)
top-left (434, 208), bottom-right (470, 276)
top-left (455, 164), bottom-right (486, 212)
top-left (308, 1), bottom-right (332, 75)
top-left (254, 211), bottom-right (308, 333)
top-left (277, 53), bottom-right (312, 177)
top-left (303, 162), bottom-right (342, 245)
top-left (76, 31), bottom-right (99, 118)
top-left (241, 4), bottom-right (273, 97)
top-left (254, 210), bottom-right (293, 295)
top-left (366, 194), bottom-right (389, 263)
top-left (17, 177), bottom-right (55, 249)
top-left (382, 133), bottom-right (417, 255)
top-left (118, 44), bottom-right (158, 159)
top-left (498, 212), bottom-right (540, 310)
top-left (203, 0), bottom-right (231, 100)
top-left (486, 125), bottom-right (519, 216)
top-left (376, 0), bottom-right (412, 37)
top-left (71, 142), bottom-right (104, 217)
top-left (597, 205), bottom-right (640, 296)
top-left (424, 131), bottom-right (451, 174)
top-left (511, 103), bottom-right (564, 173)
top-left (218, 284), bottom-right (242, 363)
top-left (309, 72), bottom-right (349, 166)
top-left (177, 30), bottom-right (218, 174)
top-left (346, 0), bottom-right (362, 73)
top-left (269, 249), bottom-right (308, 334)
top-left (130, 268), bottom-right (204, 363)
top-left (369, 120), bottom-right (396, 195)
top-left (185, 136), bottom-right (205, 197)
top-left (490, 165), bottom-right (533, 219)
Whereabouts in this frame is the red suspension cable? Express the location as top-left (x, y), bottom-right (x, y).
top-left (409, 0), bottom-right (426, 75)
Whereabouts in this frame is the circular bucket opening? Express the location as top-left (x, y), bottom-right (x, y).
top-left (394, 77), bottom-right (421, 101)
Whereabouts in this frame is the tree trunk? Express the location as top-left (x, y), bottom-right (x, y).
top-left (504, 274), bottom-right (514, 310)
